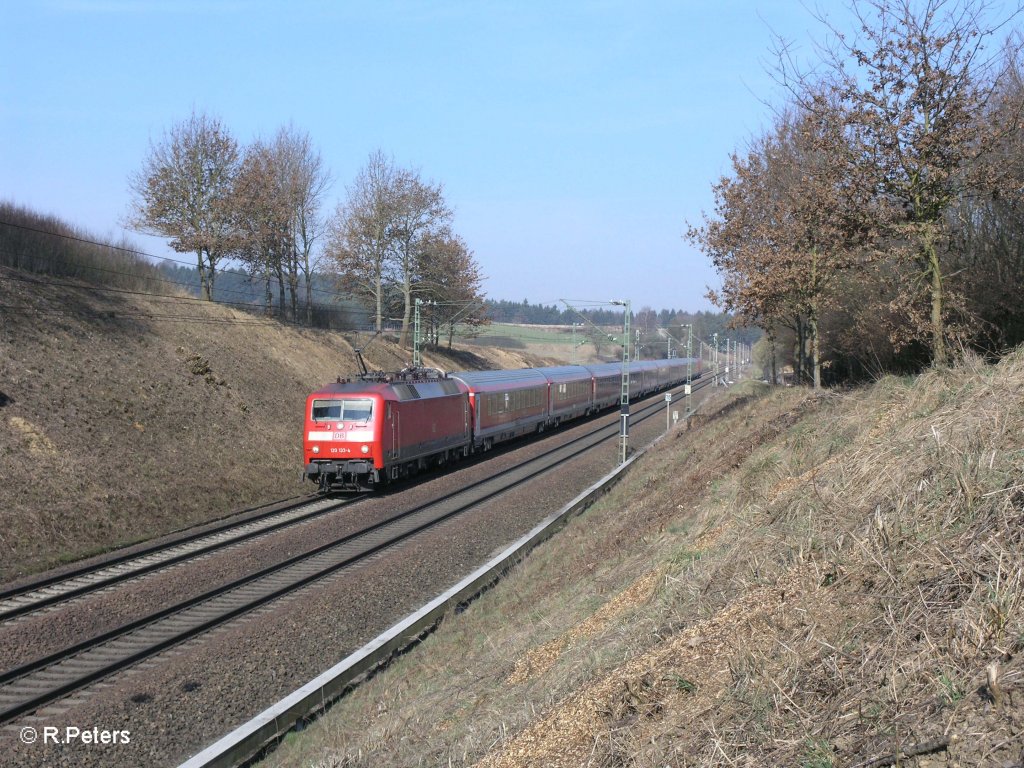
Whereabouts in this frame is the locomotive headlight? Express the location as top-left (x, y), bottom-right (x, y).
top-left (312, 446), bottom-right (320, 454)
top-left (361, 445), bottom-right (369, 454)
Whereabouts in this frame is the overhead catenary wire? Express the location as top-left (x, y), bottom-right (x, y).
top-left (0, 263), bottom-right (371, 330)
top-left (0, 302), bottom-right (312, 328)
top-left (0, 266), bottom-right (300, 312)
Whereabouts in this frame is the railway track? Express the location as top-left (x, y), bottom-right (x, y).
top-left (0, 377), bottom-right (712, 726)
top-left (0, 495), bottom-right (358, 622)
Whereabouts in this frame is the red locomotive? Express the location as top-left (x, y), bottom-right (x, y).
top-left (303, 370), bottom-right (471, 491)
top-left (304, 358), bottom-right (702, 492)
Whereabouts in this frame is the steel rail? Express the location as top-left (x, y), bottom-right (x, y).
top-left (0, 494), bottom-right (316, 602)
top-left (0, 496), bottom-right (357, 621)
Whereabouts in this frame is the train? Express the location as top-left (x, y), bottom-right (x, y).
top-left (303, 357), bottom-right (702, 492)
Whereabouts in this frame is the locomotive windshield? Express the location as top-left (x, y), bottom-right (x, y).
top-left (311, 398), bottom-right (373, 422)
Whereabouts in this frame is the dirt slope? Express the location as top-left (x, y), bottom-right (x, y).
top-left (0, 268), bottom-right (547, 581)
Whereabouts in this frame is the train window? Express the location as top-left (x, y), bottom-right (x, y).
top-left (342, 399), bottom-right (373, 421)
top-left (312, 400), bottom-right (341, 420)
top-left (312, 399), bottom-right (373, 422)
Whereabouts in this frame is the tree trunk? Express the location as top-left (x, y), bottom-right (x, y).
top-left (399, 279), bottom-right (412, 348)
top-left (925, 229), bottom-right (947, 367)
top-left (374, 273), bottom-right (383, 332)
top-left (261, 251), bottom-right (273, 314)
top-left (197, 249), bottom-right (211, 301)
top-left (767, 329), bottom-right (778, 385)
top-left (275, 260), bottom-right (286, 319)
top-left (809, 312), bottom-right (821, 390)
top-left (287, 248), bottom-right (299, 322)
top-left (794, 317), bottom-right (805, 384)
top-left (305, 276), bottom-right (313, 326)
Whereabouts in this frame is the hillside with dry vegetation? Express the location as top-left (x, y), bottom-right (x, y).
top-left (266, 351), bottom-right (1024, 768)
top-left (0, 266), bottom-right (549, 581)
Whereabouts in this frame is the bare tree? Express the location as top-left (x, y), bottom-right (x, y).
top-left (273, 125), bottom-right (330, 324)
top-left (635, 307), bottom-right (658, 332)
top-left (326, 151), bottom-right (401, 331)
top-left (233, 139), bottom-right (293, 315)
top-left (952, 45), bottom-right (1024, 351)
top-left (417, 230), bottom-right (488, 348)
top-left (127, 111), bottom-right (239, 300)
top-left (326, 153), bottom-right (455, 344)
top-left (389, 170), bottom-right (452, 347)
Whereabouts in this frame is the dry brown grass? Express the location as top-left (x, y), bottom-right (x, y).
top-left (264, 351), bottom-right (1024, 768)
top-left (0, 268), bottom-right (544, 581)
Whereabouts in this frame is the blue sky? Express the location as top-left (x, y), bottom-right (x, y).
top-left (3, 1), bottom-right (828, 313)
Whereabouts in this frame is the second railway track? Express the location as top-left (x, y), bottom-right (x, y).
top-left (0, 495), bottom-right (358, 622)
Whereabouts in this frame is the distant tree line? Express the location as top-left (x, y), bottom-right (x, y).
top-left (127, 116), bottom-right (485, 347)
top-left (485, 299), bottom-right (759, 349)
top-left (485, 299), bottom-right (713, 329)
top-left (688, 0), bottom-right (1024, 386)
top-left (486, 299), bottom-right (633, 326)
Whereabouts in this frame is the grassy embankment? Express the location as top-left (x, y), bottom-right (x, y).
top-left (266, 352), bottom-right (1024, 767)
